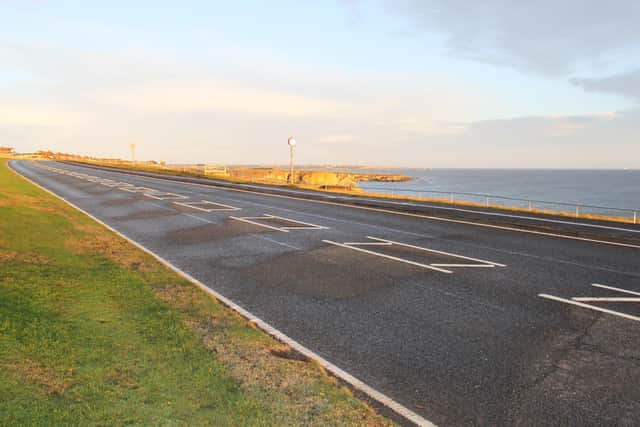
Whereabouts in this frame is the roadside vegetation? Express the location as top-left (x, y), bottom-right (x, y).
top-left (0, 159), bottom-right (393, 426)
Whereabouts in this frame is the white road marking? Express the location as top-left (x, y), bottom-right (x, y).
top-left (323, 239), bottom-right (453, 273)
top-left (592, 283), bottom-right (640, 297)
top-left (366, 236), bottom-right (506, 267)
top-left (119, 186), bottom-right (156, 193)
top-left (229, 216), bottom-right (289, 232)
top-left (102, 181), bottom-right (132, 187)
top-left (174, 212), bottom-right (301, 250)
top-left (230, 214), bottom-right (327, 232)
top-left (343, 242), bottom-right (393, 246)
top-left (174, 200), bottom-right (241, 212)
top-left (10, 162), bottom-right (435, 427)
top-left (430, 264), bottom-right (495, 268)
top-left (257, 235), bottom-right (301, 250)
top-left (143, 192), bottom-right (188, 200)
top-left (572, 297), bottom-right (640, 302)
top-left (181, 212), bottom-right (214, 224)
top-left (538, 293), bottom-right (640, 322)
top-left (265, 214), bottom-right (328, 230)
top-left (60, 161), bottom-right (640, 249)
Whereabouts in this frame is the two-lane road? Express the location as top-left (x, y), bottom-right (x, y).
top-left (11, 160), bottom-right (640, 426)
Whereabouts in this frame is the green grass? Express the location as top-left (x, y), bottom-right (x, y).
top-left (0, 160), bottom-right (393, 426)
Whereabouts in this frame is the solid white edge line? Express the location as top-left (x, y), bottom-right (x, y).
top-left (366, 236), bottom-right (507, 267)
top-left (55, 161), bottom-right (640, 249)
top-left (229, 216), bottom-right (288, 232)
top-left (323, 240), bottom-right (452, 274)
top-left (591, 283), bottom-right (640, 297)
top-left (571, 297), bottom-right (640, 302)
top-left (538, 294), bottom-right (640, 322)
top-left (8, 160), bottom-right (436, 427)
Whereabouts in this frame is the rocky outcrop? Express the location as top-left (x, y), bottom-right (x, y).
top-left (228, 168), bottom-right (411, 188)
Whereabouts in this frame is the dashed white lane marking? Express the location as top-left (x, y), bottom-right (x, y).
top-left (181, 213), bottom-right (301, 250)
top-left (265, 214), bottom-right (328, 230)
top-left (257, 235), bottom-right (302, 250)
top-left (538, 294), bottom-right (640, 322)
top-left (62, 162), bottom-right (640, 249)
top-left (229, 216), bottom-right (289, 232)
top-left (322, 239), bottom-right (453, 274)
top-left (103, 181), bottom-right (132, 187)
top-left (174, 200), bottom-right (241, 212)
top-left (10, 163), bottom-right (437, 427)
top-left (343, 242), bottom-right (393, 246)
top-left (143, 192), bottom-right (188, 200)
top-left (229, 214), bottom-right (327, 232)
top-left (592, 283), bottom-right (640, 296)
top-left (366, 236), bottom-right (506, 267)
top-left (430, 264), bottom-right (495, 268)
top-left (129, 183), bottom-right (640, 277)
top-left (119, 186), bottom-right (157, 193)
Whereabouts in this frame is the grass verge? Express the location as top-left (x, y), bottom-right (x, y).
top-left (0, 159), bottom-right (393, 426)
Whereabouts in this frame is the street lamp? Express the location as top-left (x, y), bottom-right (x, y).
top-left (287, 136), bottom-right (296, 184)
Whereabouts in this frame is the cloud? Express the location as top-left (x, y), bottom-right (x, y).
top-left (102, 81), bottom-right (366, 120)
top-left (383, 118), bottom-right (468, 136)
top-left (3, 40), bottom-right (638, 167)
top-left (467, 111), bottom-right (620, 139)
top-left (0, 105), bottom-right (89, 127)
top-left (571, 69), bottom-right (640, 100)
top-left (317, 134), bottom-right (356, 143)
top-left (384, 0), bottom-right (640, 75)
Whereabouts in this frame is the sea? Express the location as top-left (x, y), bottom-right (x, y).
top-left (353, 169), bottom-right (640, 218)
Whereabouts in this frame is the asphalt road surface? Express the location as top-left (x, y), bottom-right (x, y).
top-left (10, 160), bottom-right (640, 427)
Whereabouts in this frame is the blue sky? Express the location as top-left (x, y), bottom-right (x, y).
top-left (2, 1), bottom-right (639, 167)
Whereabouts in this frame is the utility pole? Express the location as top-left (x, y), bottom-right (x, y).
top-left (130, 143), bottom-right (136, 163)
top-left (287, 137), bottom-right (296, 184)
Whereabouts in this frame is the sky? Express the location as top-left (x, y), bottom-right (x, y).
top-left (1, 0), bottom-right (639, 168)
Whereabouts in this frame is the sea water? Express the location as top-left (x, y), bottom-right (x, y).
top-left (356, 169), bottom-right (640, 217)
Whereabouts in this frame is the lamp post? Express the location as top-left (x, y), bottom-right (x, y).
top-left (287, 136), bottom-right (296, 184)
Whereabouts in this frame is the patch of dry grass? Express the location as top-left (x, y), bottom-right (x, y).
top-left (2, 359), bottom-right (73, 396)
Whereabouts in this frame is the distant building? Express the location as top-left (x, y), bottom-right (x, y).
top-left (0, 147), bottom-right (15, 154)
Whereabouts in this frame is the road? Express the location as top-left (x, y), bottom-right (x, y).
top-left (10, 160), bottom-right (640, 427)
